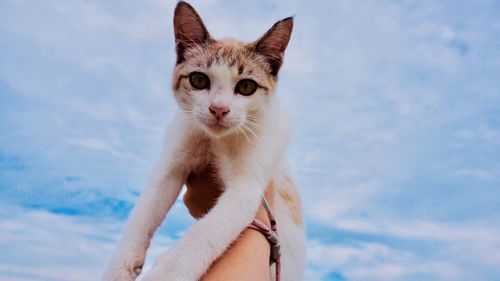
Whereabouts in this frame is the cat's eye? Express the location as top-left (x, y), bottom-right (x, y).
top-left (189, 72), bottom-right (210, 90)
top-left (235, 79), bottom-right (258, 96)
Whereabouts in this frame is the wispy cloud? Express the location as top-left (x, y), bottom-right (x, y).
top-left (306, 240), bottom-right (461, 281)
top-left (0, 203), bottom-right (184, 281)
top-left (65, 137), bottom-right (120, 156)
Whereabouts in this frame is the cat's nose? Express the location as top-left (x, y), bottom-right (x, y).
top-left (209, 104), bottom-right (230, 119)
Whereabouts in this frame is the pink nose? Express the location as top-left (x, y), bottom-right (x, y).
top-left (209, 104), bottom-right (230, 119)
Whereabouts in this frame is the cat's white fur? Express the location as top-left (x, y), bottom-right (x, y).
top-left (103, 2), bottom-right (305, 280)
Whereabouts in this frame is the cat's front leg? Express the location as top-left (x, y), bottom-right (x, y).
top-left (102, 119), bottom-right (191, 280)
top-left (102, 167), bottom-right (185, 281)
top-left (141, 173), bottom-right (267, 281)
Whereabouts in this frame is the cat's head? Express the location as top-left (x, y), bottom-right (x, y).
top-left (171, 1), bottom-right (293, 138)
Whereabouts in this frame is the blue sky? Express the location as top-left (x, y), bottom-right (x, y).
top-left (1, 0), bottom-right (499, 280)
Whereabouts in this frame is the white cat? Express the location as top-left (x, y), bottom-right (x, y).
top-left (103, 2), bottom-right (305, 280)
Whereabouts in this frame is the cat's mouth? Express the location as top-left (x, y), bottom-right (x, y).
top-left (197, 116), bottom-right (236, 135)
top-left (207, 121), bottom-right (230, 130)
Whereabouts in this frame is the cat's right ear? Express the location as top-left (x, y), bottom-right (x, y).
top-left (174, 1), bottom-right (212, 64)
top-left (251, 17), bottom-right (293, 76)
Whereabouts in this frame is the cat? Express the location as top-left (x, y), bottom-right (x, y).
top-left (102, 1), bottom-right (305, 280)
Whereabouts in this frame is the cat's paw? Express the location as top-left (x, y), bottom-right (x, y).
top-left (101, 248), bottom-right (145, 281)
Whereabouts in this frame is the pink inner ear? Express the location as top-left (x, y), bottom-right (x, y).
top-left (174, 2), bottom-right (211, 63)
top-left (254, 17), bottom-right (293, 75)
top-left (258, 18), bottom-right (293, 53)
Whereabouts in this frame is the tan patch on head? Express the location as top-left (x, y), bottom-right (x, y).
top-left (172, 39), bottom-right (277, 94)
top-left (279, 176), bottom-right (303, 226)
top-left (172, 3), bottom-right (292, 97)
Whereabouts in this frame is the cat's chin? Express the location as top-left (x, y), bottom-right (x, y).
top-left (199, 122), bottom-right (236, 138)
top-left (195, 116), bottom-right (243, 138)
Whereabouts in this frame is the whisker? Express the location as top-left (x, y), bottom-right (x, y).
top-left (245, 119), bottom-right (261, 129)
top-left (245, 121), bottom-right (262, 137)
top-left (246, 116), bottom-right (260, 123)
top-left (238, 127), bottom-right (252, 144)
top-left (243, 124), bottom-right (260, 140)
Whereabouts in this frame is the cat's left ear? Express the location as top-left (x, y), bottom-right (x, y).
top-left (251, 17), bottom-right (293, 76)
top-left (174, 1), bottom-right (212, 64)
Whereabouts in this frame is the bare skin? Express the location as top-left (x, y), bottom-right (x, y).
top-left (183, 166), bottom-right (272, 281)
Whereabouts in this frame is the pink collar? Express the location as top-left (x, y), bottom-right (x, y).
top-left (247, 197), bottom-right (281, 281)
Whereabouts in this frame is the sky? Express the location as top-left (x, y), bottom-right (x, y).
top-left (0, 0), bottom-right (499, 280)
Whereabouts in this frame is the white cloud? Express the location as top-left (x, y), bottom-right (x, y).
top-left (65, 137), bottom-right (120, 156)
top-left (0, 205), bottom-right (177, 281)
top-left (68, 99), bottom-right (118, 121)
top-left (454, 126), bottom-right (500, 145)
top-left (306, 240), bottom-right (462, 281)
top-left (453, 168), bottom-right (500, 180)
top-left (0, 206), bottom-right (114, 281)
top-left (309, 214), bottom-right (500, 276)
top-left (332, 218), bottom-right (500, 245)
top-left (307, 181), bottom-right (381, 220)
